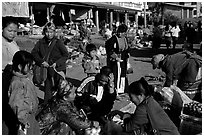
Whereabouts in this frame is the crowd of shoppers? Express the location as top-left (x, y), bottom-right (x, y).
top-left (2, 16), bottom-right (202, 135)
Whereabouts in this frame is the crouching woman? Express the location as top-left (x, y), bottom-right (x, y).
top-left (107, 77), bottom-right (180, 135)
top-left (36, 78), bottom-right (99, 135)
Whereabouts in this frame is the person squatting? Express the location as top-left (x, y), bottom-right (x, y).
top-left (2, 19), bottom-right (201, 135)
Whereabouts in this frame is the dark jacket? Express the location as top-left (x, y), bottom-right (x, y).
top-left (160, 51), bottom-right (200, 87)
top-left (105, 34), bottom-right (129, 77)
top-left (75, 78), bottom-right (117, 119)
top-left (36, 97), bottom-right (91, 135)
top-left (31, 37), bottom-right (69, 71)
top-left (124, 96), bottom-right (179, 135)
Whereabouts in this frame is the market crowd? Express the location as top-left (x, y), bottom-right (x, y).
top-left (2, 16), bottom-right (202, 135)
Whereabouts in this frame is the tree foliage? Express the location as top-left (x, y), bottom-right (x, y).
top-left (147, 2), bottom-right (164, 24)
top-left (163, 11), bottom-right (181, 25)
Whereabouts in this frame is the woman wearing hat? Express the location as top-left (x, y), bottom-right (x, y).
top-left (31, 22), bottom-right (70, 104)
top-left (36, 78), bottom-right (100, 135)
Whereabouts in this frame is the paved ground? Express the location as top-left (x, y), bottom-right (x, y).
top-left (15, 34), bottom-right (201, 111)
top-left (63, 34), bottom-right (201, 111)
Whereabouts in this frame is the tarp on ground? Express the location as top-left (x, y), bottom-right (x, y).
top-left (2, 2), bottom-right (29, 17)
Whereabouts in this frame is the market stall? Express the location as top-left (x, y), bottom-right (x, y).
top-left (146, 76), bottom-right (202, 135)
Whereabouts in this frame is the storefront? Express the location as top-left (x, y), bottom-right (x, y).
top-left (29, 2), bottom-right (141, 31)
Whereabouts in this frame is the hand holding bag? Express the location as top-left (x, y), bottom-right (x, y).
top-left (33, 65), bottom-right (47, 86)
top-left (33, 39), bottom-right (57, 86)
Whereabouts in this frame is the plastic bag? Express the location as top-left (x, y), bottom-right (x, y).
top-left (170, 85), bottom-right (192, 104)
top-left (127, 59), bottom-right (133, 74)
top-left (160, 87), bottom-right (174, 104)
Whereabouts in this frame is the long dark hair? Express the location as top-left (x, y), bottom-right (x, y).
top-left (128, 77), bottom-right (153, 97)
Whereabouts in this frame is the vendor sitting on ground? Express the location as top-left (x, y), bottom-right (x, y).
top-left (151, 48), bottom-right (201, 100)
top-left (36, 78), bottom-right (99, 135)
top-left (107, 77), bottom-right (179, 135)
top-left (75, 68), bottom-right (116, 126)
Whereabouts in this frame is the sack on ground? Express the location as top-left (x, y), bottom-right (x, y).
top-left (160, 87), bottom-right (174, 104)
top-left (170, 85), bottom-right (192, 105)
top-left (33, 65), bottom-right (47, 86)
top-left (127, 62), bottom-right (133, 74)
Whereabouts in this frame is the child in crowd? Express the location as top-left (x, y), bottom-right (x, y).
top-left (8, 50), bottom-right (40, 135)
top-left (82, 43), bottom-right (103, 77)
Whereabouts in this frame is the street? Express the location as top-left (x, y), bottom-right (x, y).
top-left (15, 33), bottom-right (201, 111)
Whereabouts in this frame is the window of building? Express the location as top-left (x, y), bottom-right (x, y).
top-left (179, 2), bottom-right (184, 5)
top-left (191, 2), bottom-right (197, 5)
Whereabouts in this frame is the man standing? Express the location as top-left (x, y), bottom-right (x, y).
top-left (170, 22), bottom-right (181, 49)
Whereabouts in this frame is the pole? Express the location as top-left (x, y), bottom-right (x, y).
top-left (125, 11), bottom-right (128, 26)
top-left (95, 9), bottom-right (99, 34)
top-left (110, 10), bottom-right (113, 30)
top-left (30, 5), bottom-right (33, 35)
top-left (143, 2), bottom-right (146, 28)
top-left (69, 9), bottom-right (72, 22)
top-left (135, 12), bottom-right (138, 29)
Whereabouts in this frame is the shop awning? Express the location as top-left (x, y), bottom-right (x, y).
top-left (80, 2), bottom-right (141, 12)
top-left (56, 2), bottom-right (141, 12)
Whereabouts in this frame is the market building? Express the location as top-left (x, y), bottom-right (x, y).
top-left (2, 2), bottom-right (142, 33)
top-left (29, 2), bottom-right (142, 32)
top-left (162, 2), bottom-right (202, 19)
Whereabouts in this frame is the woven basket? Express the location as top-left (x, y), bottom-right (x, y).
top-left (179, 114), bottom-right (202, 135)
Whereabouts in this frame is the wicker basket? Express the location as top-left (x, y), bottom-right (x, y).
top-left (179, 114), bottom-right (202, 135)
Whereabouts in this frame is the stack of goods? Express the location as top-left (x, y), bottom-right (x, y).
top-left (183, 101), bottom-right (202, 118)
top-left (179, 101), bottom-right (202, 135)
top-left (32, 25), bottom-right (43, 35)
top-left (144, 75), bottom-right (165, 86)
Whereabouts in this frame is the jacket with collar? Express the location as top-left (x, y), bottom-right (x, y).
top-left (31, 37), bottom-right (70, 71)
top-left (76, 79), bottom-right (116, 117)
top-left (124, 96), bottom-right (179, 135)
top-left (105, 34), bottom-right (129, 77)
top-left (8, 71), bottom-right (40, 134)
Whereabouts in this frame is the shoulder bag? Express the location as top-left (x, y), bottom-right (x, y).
top-left (33, 39), bottom-right (57, 86)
